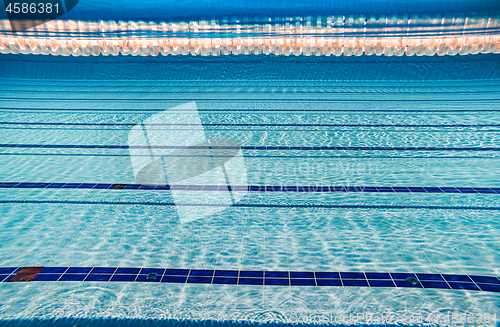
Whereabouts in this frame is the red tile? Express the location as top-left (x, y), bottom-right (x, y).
top-left (110, 184), bottom-right (126, 189)
top-left (7, 267), bottom-right (44, 282)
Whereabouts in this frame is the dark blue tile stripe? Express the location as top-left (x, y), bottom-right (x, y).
top-left (3, 107), bottom-right (500, 114)
top-left (1, 182), bottom-right (498, 195)
top-left (1, 87), bottom-right (500, 95)
top-left (1, 144), bottom-right (500, 152)
top-left (2, 95), bottom-right (499, 101)
top-left (4, 266), bottom-right (500, 294)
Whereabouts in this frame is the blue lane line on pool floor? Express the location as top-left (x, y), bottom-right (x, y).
top-left (2, 267), bottom-right (500, 294)
top-left (2, 89), bottom-right (500, 95)
top-left (3, 98), bottom-right (500, 103)
top-left (3, 108), bottom-right (500, 113)
top-left (1, 144), bottom-right (500, 151)
top-left (1, 122), bottom-right (500, 128)
top-left (0, 182), bottom-right (499, 194)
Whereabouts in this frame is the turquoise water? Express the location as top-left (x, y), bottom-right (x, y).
top-left (0, 54), bottom-right (500, 325)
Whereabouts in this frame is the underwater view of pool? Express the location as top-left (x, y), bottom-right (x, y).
top-left (0, 1), bottom-right (500, 326)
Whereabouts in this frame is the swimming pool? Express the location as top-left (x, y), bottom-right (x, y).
top-left (1, 1), bottom-right (500, 326)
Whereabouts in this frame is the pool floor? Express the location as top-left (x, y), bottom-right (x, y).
top-left (0, 54), bottom-right (499, 325)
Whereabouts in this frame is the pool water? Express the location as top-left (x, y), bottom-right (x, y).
top-left (0, 52), bottom-right (500, 326)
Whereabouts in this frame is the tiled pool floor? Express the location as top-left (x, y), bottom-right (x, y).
top-left (1, 55), bottom-right (500, 325)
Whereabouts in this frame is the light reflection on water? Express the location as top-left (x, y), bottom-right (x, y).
top-left (0, 35), bottom-right (499, 325)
